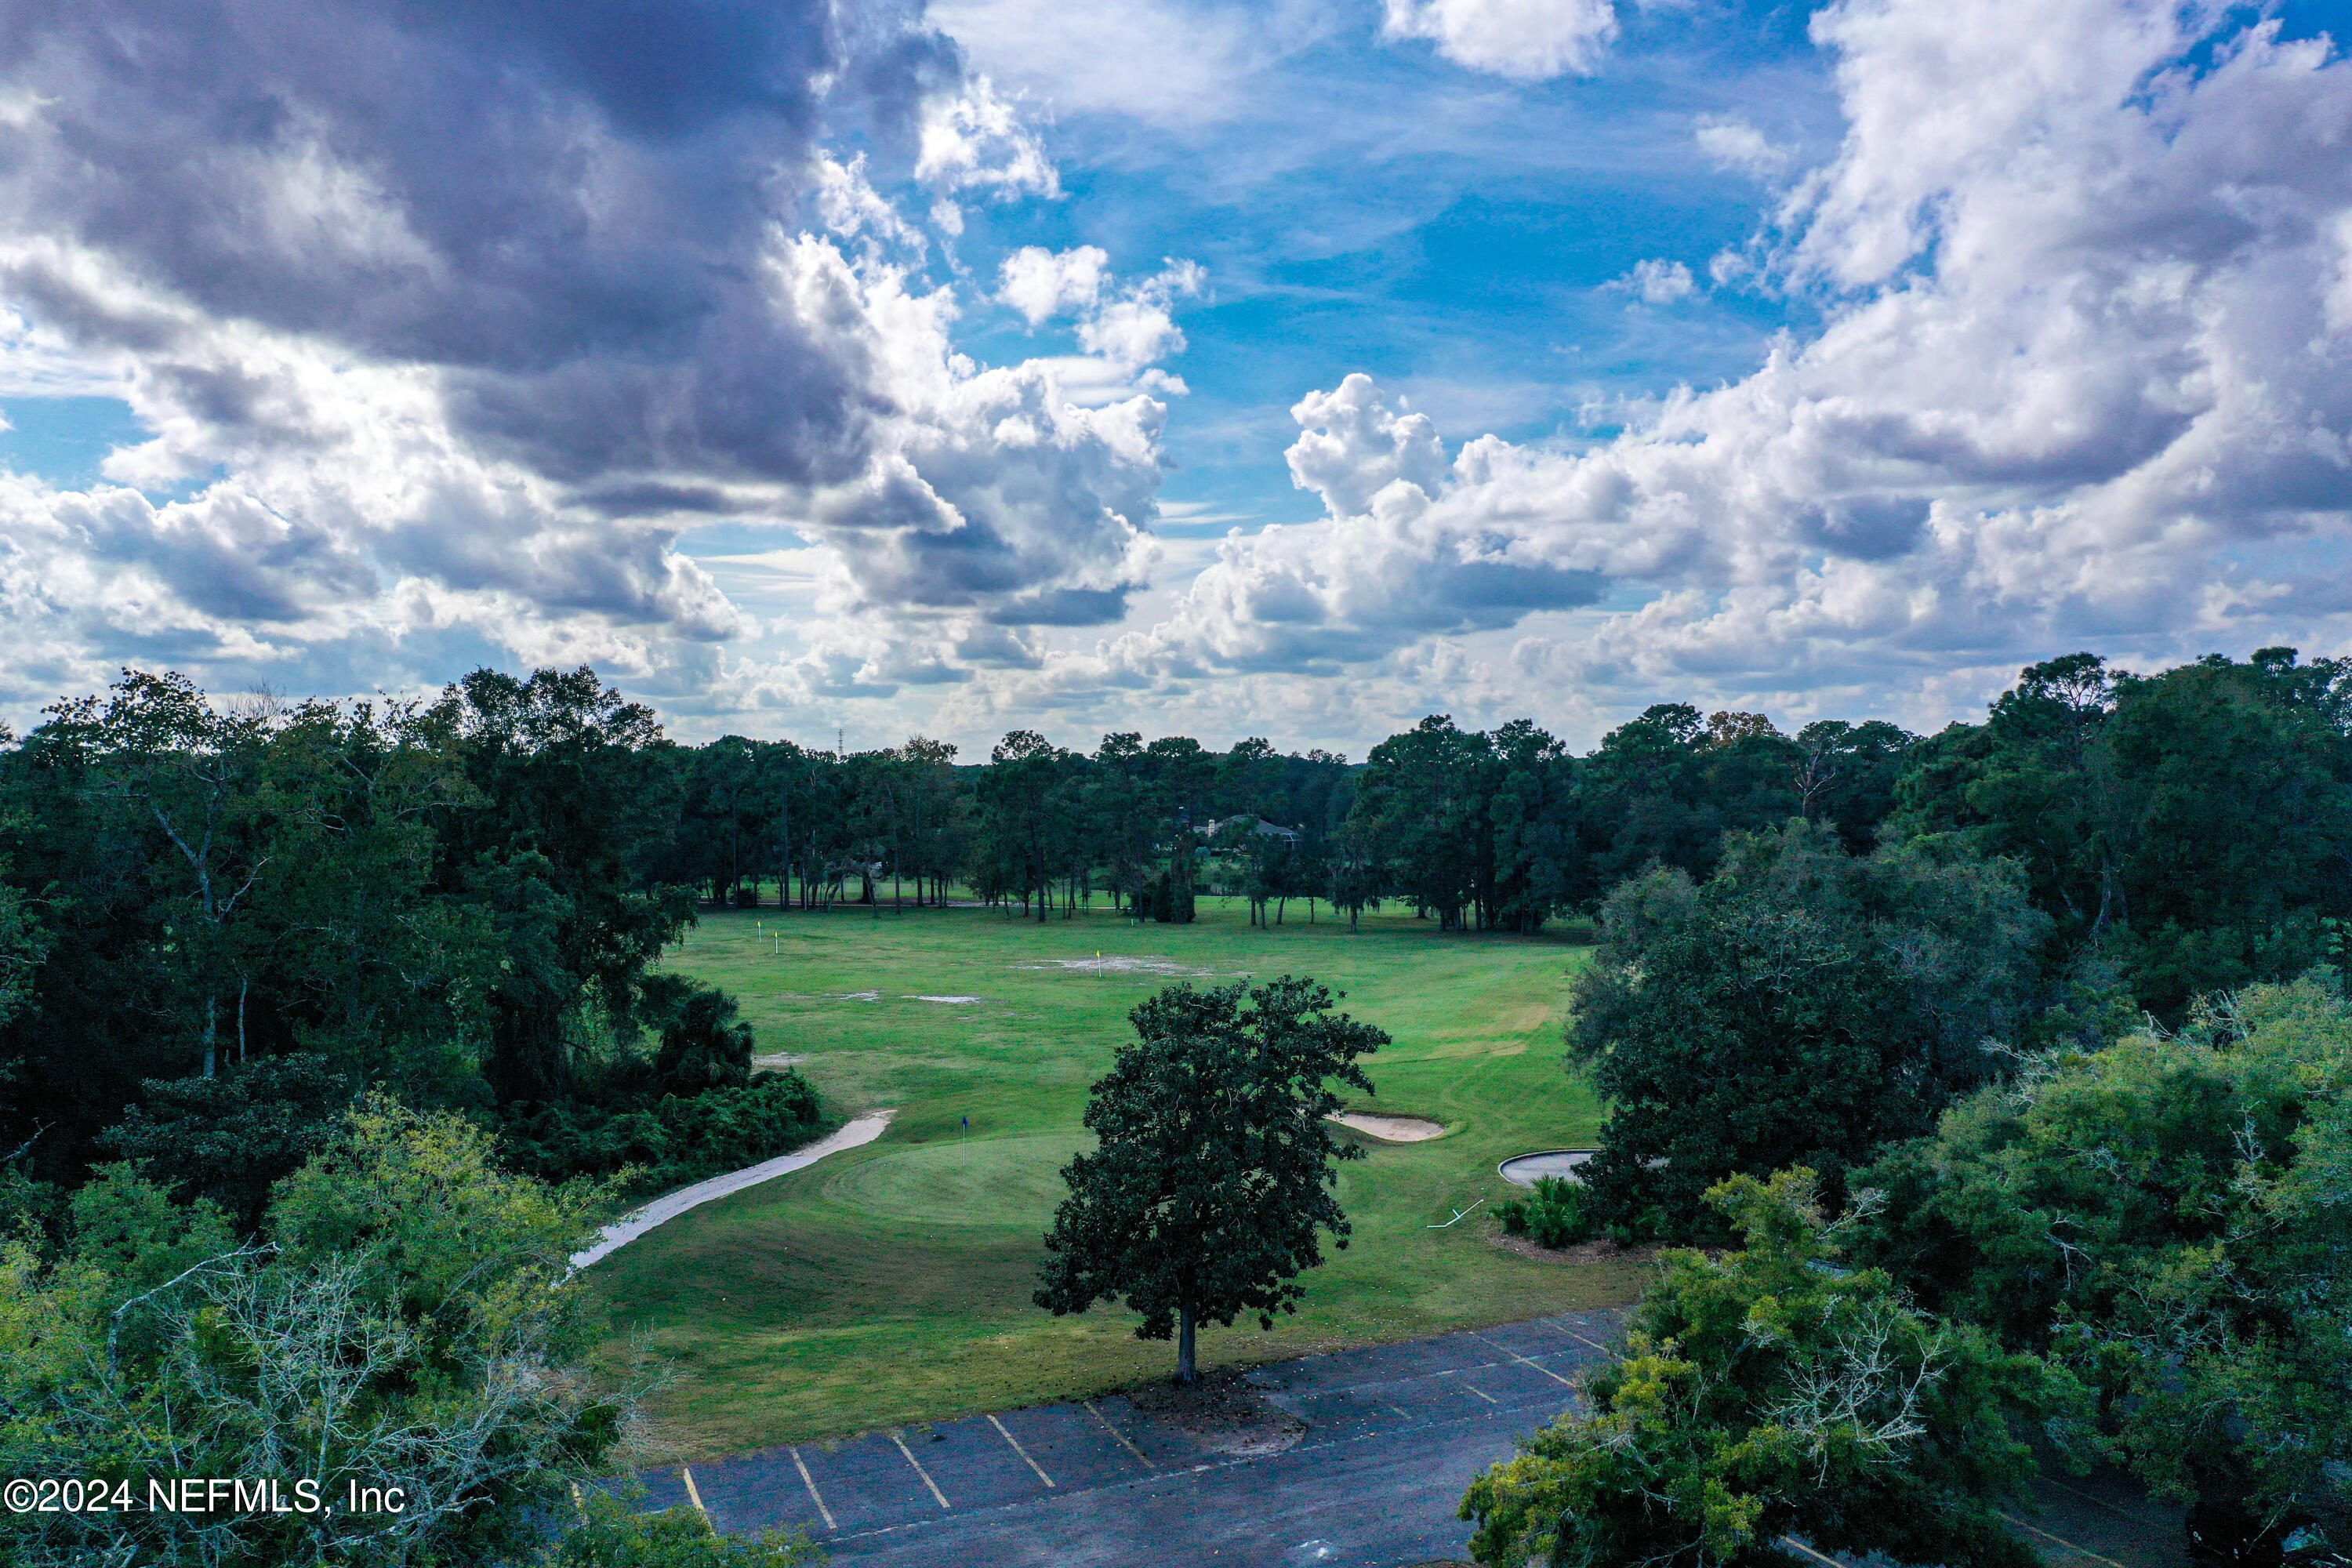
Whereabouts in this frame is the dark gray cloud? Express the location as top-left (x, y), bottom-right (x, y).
top-left (0, 0), bottom-right (1197, 724)
top-left (0, 0), bottom-right (955, 490)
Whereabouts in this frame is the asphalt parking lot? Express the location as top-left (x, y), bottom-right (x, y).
top-left (614, 1307), bottom-right (2186, 1568)
top-left (614, 1308), bottom-right (1624, 1566)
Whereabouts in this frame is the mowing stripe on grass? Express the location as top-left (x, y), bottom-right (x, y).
top-left (987, 1414), bottom-right (1055, 1488)
top-left (1083, 1399), bottom-right (1154, 1468)
top-left (680, 1466), bottom-right (706, 1518)
top-left (889, 1430), bottom-right (950, 1508)
top-left (1467, 1329), bottom-right (1577, 1387)
top-left (788, 1447), bottom-right (835, 1530)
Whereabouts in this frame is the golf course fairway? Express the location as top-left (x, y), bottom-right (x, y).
top-left (581, 897), bottom-right (1639, 1458)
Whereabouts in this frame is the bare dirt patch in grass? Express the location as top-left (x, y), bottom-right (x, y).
top-left (1017, 955), bottom-right (1218, 977)
top-left (1484, 1226), bottom-right (1663, 1272)
top-left (1127, 1368), bottom-right (1307, 1457)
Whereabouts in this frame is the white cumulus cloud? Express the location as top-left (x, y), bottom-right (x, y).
top-left (999, 245), bottom-right (1111, 325)
top-left (1023, 0), bottom-right (2352, 720)
top-left (1618, 259), bottom-right (1696, 303)
top-left (1695, 115), bottom-right (1791, 176)
top-left (915, 75), bottom-right (1061, 201)
top-left (1381, 0), bottom-right (1621, 81)
top-left (998, 249), bottom-right (1204, 375)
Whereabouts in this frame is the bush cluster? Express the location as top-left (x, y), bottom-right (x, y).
top-left (499, 1072), bottom-right (822, 1194)
top-left (1494, 1174), bottom-right (1592, 1249)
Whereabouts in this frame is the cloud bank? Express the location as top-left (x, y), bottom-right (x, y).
top-left (1040, 0), bottom-right (2352, 733)
top-left (0, 0), bottom-right (1189, 710)
top-left (2, 0), bottom-right (2347, 755)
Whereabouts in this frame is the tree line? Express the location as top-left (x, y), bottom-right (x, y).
top-left (628, 701), bottom-right (1914, 931)
top-left (628, 645), bottom-right (2352, 1017)
top-left (7, 646), bottom-right (2351, 1200)
top-left (0, 667), bottom-right (820, 1235)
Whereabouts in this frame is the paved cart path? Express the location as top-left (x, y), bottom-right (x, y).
top-left (568, 1111), bottom-right (893, 1272)
top-left (614, 1308), bottom-right (2184, 1568)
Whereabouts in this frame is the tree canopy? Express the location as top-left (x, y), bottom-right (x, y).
top-left (1847, 976), bottom-right (2352, 1561)
top-left (1461, 1170), bottom-right (2086, 1568)
top-left (1889, 649), bottom-right (2352, 1017)
top-left (1035, 976), bottom-right (1388, 1381)
top-left (1567, 821), bottom-right (2048, 1234)
top-left (1, 1102), bottom-right (617, 1567)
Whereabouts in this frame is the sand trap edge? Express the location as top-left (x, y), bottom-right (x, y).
top-left (1327, 1112), bottom-right (1448, 1143)
top-left (1497, 1149), bottom-right (1597, 1187)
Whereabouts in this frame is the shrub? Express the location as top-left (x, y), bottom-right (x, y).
top-left (499, 1072), bottom-right (824, 1193)
top-left (1495, 1174), bottom-right (1592, 1249)
top-left (636, 975), bottom-right (757, 1096)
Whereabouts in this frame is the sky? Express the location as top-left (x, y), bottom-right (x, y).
top-left (1, 0), bottom-right (2348, 757)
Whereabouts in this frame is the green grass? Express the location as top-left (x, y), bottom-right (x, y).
top-left (582, 897), bottom-right (1639, 1458)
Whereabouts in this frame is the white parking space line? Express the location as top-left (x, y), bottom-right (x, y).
top-left (1461, 1381), bottom-right (1499, 1404)
top-left (889, 1430), bottom-right (951, 1509)
top-left (681, 1466), bottom-right (707, 1518)
top-left (988, 1414), bottom-right (1057, 1488)
top-left (1467, 1330), bottom-right (1578, 1387)
top-left (1085, 1399), bottom-right (1156, 1468)
top-left (789, 1448), bottom-right (836, 1530)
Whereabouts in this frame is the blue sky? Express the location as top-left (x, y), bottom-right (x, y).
top-left (2, 0), bottom-right (2349, 755)
top-left (906, 0), bottom-right (1837, 521)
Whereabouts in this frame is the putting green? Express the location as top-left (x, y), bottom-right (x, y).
top-left (820, 1132), bottom-right (1093, 1231)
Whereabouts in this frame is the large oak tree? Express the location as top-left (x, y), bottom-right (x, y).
top-left (1036, 976), bottom-right (1387, 1382)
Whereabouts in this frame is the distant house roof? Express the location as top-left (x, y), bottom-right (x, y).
top-left (1203, 815), bottom-right (1299, 843)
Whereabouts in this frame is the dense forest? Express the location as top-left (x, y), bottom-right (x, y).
top-left (3, 646), bottom-right (2348, 1563)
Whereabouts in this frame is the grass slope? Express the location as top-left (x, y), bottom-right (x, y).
top-left (583, 898), bottom-right (1639, 1457)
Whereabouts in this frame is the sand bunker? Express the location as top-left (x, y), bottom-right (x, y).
top-left (1017, 956), bottom-right (1214, 977)
top-left (1329, 1112), bottom-right (1446, 1142)
top-left (752, 1052), bottom-right (805, 1069)
top-left (904, 994), bottom-right (983, 1004)
top-left (1498, 1149), bottom-right (1595, 1186)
